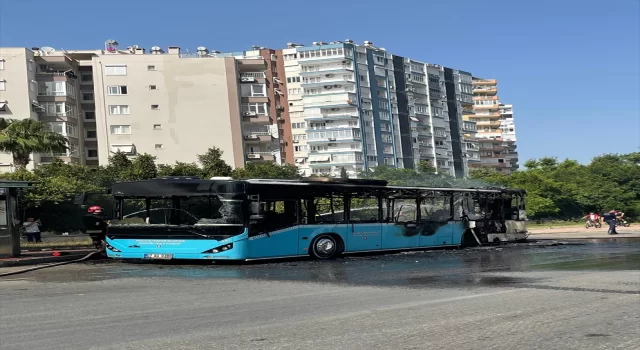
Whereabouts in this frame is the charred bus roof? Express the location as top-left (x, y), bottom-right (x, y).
top-left (109, 176), bottom-right (526, 198)
top-left (110, 176), bottom-right (246, 198)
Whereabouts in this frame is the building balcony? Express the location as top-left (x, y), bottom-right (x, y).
top-left (473, 104), bottom-right (500, 110)
top-left (472, 95), bottom-right (499, 101)
top-left (472, 79), bottom-right (497, 86)
top-left (303, 93), bottom-right (358, 108)
top-left (473, 87), bottom-right (497, 94)
top-left (307, 136), bottom-right (361, 145)
top-left (237, 58), bottom-right (267, 71)
top-left (242, 113), bottom-right (271, 124)
top-left (244, 132), bottom-right (274, 143)
top-left (304, 113), bottom-right (359, 121)
top-left (246, 152), bottom-right (275, 161)
top-left (298, 54), bottom-right (352, 64)
top-left (300, 78), bottom-right (355, 88)
top-left (476, 121), bottom-right (502, 128)
top-left (299, 65), bottom-right (353, 76)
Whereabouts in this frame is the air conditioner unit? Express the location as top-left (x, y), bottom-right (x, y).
top-left (241, 77), bottom-right (255, 82)
top-left (293, 140), bottom-right (299, 143)
top-left (328, 138), bottom-right (336, 141)
top-left (247, 154), bottom-right (261, 159)
top-left (245, 134), bottom-right (259, 139)
top-left (276, 105), bottom-right (284, 110)
top-left (324, 85), bottom-right (332, 89)
top-left (243, 111), bottom-right (257, 116)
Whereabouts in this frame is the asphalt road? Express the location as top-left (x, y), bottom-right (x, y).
top-left (1, 239), bottom-right (639, 350)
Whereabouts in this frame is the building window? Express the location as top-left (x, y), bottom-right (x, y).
top-left (147, 65), bottom-right (156, 71)
top-left (110, 125), bottom-right (131, 135)
top-left (104, 65), bottom-right (127, 76)
top-left (82, 92), bottom-right (94, 101)
top-left (241, 84), bottom-right (266, 97)
top-left (109, 105), bottom-right (130, 115)
top-left (149, 85), bottom-right (157, 90)
top-left (38, 81), bottom-right (75, 97)
top-left (291, 122), bottom-right (306, 129)
top-left (153, 124), bottom-right (162, 130)
top-left (85, 111), bottom-right (96, 120)
top-left (81, 74), bottom-right (92, 82)
top-left (155, 144), bottom-right (163, 149)
top-left (241, 103), bottom-right (267, 114)
top-left (0, 80), bottom-right (5, 91)
top-left (286, 77), bottom-right (301, 83)
top-left (86, 130), bottom-right (97, 139)
top-left (151, 104), bottom-right (159, 110)
top-left (107, 86), bottom-right (128, 95)
top-left (47, 122), bottom-right (64, 134)
top-left (87, 149), bottom-right (98, 158)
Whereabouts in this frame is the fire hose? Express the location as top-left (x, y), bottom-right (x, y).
top-left (0, 249), bottom-right (104, 278)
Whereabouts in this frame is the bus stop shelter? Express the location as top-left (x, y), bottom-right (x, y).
top-left (0, 180), bottom-right (38, 258)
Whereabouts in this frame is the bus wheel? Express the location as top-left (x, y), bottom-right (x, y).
top-left (311, 235), bottom-right (341, 259)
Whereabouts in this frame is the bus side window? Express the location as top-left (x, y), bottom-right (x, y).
top-left (314, 196), bottom-right (346, 224)
top-left (420, 196), bottom-right (451, 222)
top-left (393, 199), bottom-right (417, 223)
top-left (350, 196), bottom-right (380, 223)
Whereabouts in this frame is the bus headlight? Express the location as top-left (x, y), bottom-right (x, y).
top-left (201, 243), bottom-right (233, 254)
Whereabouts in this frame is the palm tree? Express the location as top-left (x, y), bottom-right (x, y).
top-left (0, 118), bottom-right (68, 169)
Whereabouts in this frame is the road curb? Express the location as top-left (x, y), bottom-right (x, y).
top-left (0, 254), bottom-right (90, 268)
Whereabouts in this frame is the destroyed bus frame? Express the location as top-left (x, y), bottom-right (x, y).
top-left (76, 176), bottom-right (528, 261)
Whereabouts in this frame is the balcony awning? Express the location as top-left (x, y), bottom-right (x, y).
top-left (309, 155), bottom-right (330, 162)
top-left (0, 102), bottom-right (6, 110)
top-left (409, 117), bottom-right (420, 122)
top-left (295, 158), bottom-right (306, 163)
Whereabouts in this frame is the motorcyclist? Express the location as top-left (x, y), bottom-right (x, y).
top-left (83, 206), bottom-right (107, 250)
top-left (615, 210), bottom-right (627, 225)
top-left (583, 212), bottom-right (600, 227)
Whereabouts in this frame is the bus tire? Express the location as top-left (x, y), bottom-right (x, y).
top-left (310, 234), bottom-right (343, 260)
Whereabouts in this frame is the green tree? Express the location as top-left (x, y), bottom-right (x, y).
top-left (0, 118), bottom-right (67, 169)
top-left (417, 160), bottom-right (436, 174)
top-left (158, 162), bottom-right (203, 177)
top-left (198, 147), bottom-right (232, 178)
top-left (339, 167), bottom-right (348, 179)
top-left (98, 152), bottom-right (134, 186)
top-left (232, 162), bottom-right (301, 179)
top-left (131, 153), bottom-right (158, 180)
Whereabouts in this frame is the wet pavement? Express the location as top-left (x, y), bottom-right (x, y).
top-left (1, 239), bottom-right (639, 349)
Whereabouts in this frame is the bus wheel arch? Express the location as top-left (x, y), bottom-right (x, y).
top-left (309, 233), bottom-right (344, 259)
top-left (461, 229), bottom-right (481, 248)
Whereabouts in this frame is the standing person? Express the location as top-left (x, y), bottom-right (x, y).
top-left (603, 210), bottom-right (618, 235)
top-left (23, 217), bottom-right (42, 243)
top-left (83, 206), bottom-right (107, 249)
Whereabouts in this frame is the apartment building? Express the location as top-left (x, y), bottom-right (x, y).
top-left (278, 40), bottom-right (469, 178)
top-left (0, 43), bottom-right (290, 169)
top-left (470, 78), bottom-right (519, 174)
top-left (0, 47), bottom-right (89, 171)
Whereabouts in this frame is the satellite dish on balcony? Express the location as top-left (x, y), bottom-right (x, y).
top-left (40, 47), bottom-right (55, 55)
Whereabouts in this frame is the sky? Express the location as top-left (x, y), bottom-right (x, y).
top-left (0, 0), bottom-right (638, 164)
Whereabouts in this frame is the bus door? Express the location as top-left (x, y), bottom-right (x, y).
top-left (418, 195), bottom-right (453, 247)
top-left (346, 196), bottom-right (382, 252)
top-left (382, 198), bottom-right (421, 250)
top-left (246, 200), bottom-right (300, 259)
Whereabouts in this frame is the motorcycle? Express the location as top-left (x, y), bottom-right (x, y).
top-left (585, 220), bottom-right (602, 229)
top-left (615, 218), bottom-right (631, 227)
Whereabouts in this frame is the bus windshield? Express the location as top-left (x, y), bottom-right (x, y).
top-left (113, 195), bottom-right (244, 226)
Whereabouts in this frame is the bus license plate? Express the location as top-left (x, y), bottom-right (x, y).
top-left (144, 254), bottom-right (173, 260)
